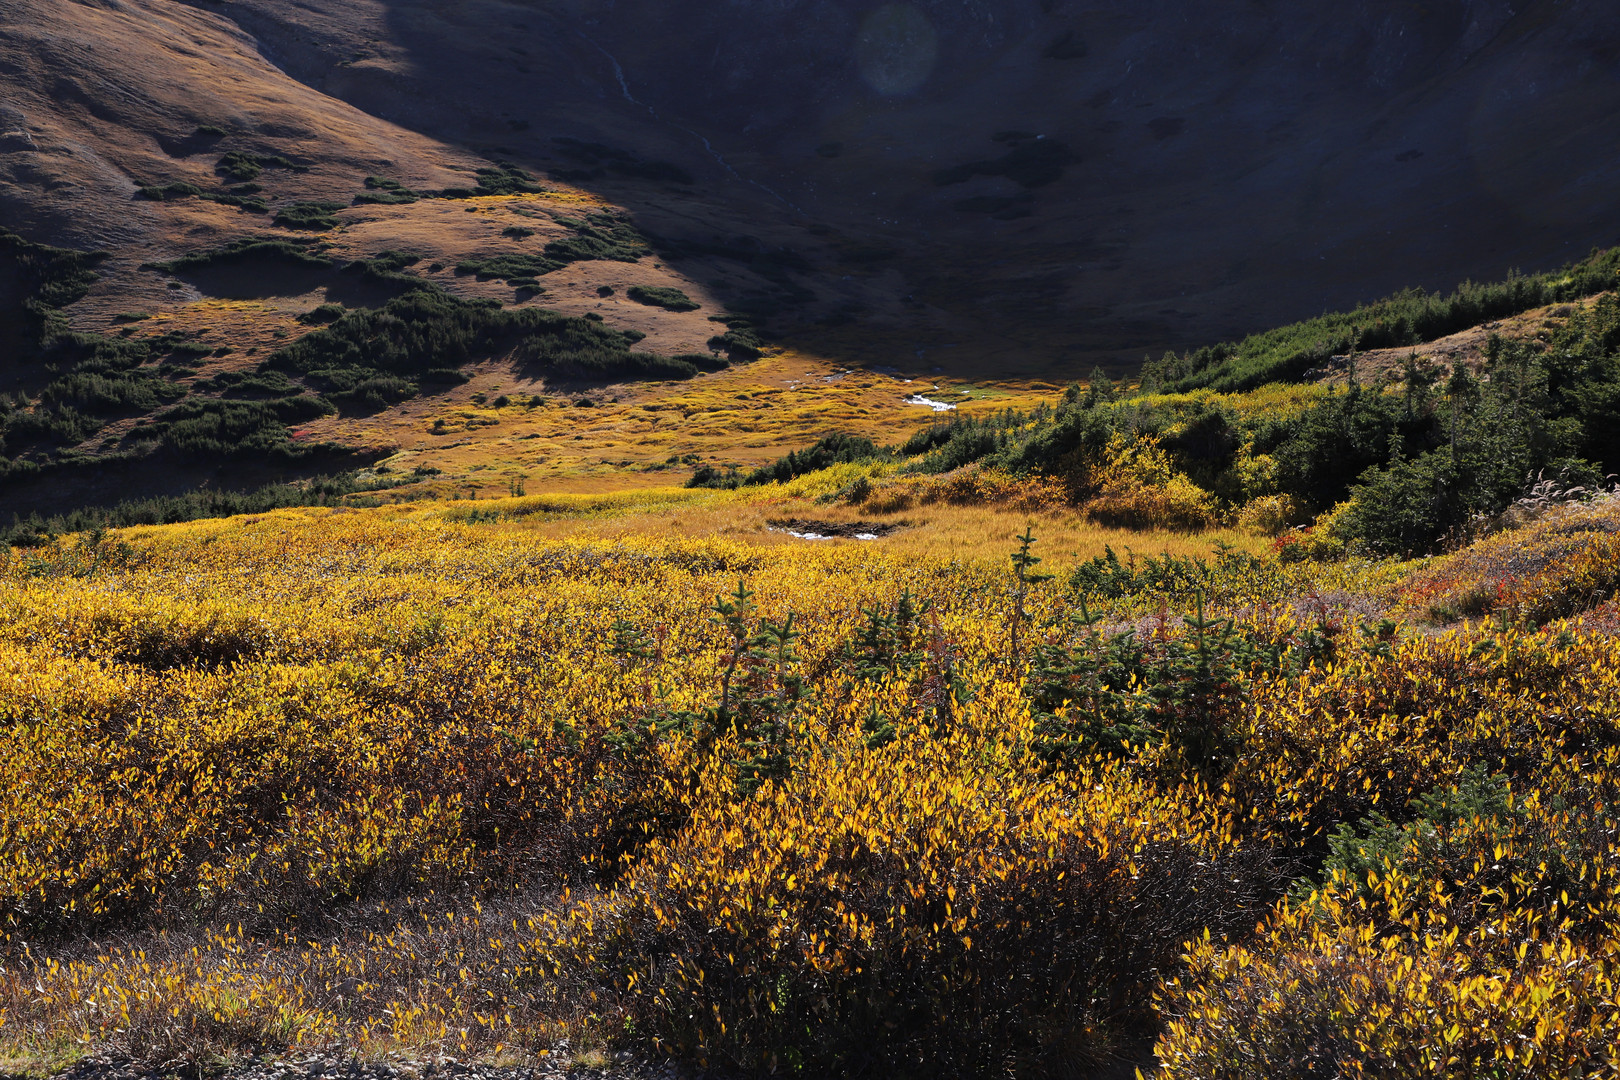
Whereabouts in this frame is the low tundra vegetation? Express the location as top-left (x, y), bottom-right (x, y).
top-left (7, 216), bottom-right (1620, 1077)
top-left (3, 491), bottom-right (1620, 1076)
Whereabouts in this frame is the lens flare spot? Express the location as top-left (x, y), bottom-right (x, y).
top-left (856, 4), bottom-right (939, 97)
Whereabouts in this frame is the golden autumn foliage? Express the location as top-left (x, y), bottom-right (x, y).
top-left (3, 496), bottom-right (1620, 1076)
top-left (1081, 433), bottom-right (1218, 531)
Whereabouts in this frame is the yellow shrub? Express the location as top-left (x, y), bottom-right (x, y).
top-left (1, 503), bottom-right (1617, 1076)
top-left (539, 694), bottom-right (1268, 1073)
top-left (1084, 434), bottom-right (1216, 530)
top-left (1234, 493), bottom-right (1298, 536)
top-left (1159, 871), bottom-right (1620, 1079)
top-left (1233, 448), bottom-right (1281, 500)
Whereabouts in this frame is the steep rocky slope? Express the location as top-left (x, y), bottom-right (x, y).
top-left (3, 0), bottom-right (1620, 519)
top-left (6, 0), bottom-right (1619, 372)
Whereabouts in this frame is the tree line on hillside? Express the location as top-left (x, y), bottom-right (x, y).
top-left (1141, 247), bottom-right (1620, 392)
top-left (742, 266), bottom-right (1620, 556)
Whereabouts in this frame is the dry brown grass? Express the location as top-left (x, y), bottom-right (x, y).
top-left (445, 485), bottom-right (1266, 565)
top-left (322, 356), bottom-right (1058, 498)
top-left (1313, 292), bottom-right (1614, 386)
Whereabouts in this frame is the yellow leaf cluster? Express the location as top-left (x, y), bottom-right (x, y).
top-left (2, 506), bottom-right (1618, 1075)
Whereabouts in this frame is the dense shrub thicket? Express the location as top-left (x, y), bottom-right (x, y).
top-left (540, 211), bottom-right (650, 264)
top-left (129, 396), bottom-right (338, 458)
top-left (878, 285), bottom-right (1620, 554)
top-left (626, 284), bottom-right (700, 311)
top-left (148, 238), bottom-right (334, 274)
top-left (456, 213), bottom-right (650, 282)
top-left (264, 287), bottom-right (705, 411)
top-left (273, 202), bottom-right (346, 231)
top-left (5, 510), bottom-right (1620, 1075)
top-left (0, 233), bottom-right (358, 481)
top-left (439, 165), bottom-right (549, 198)
top-left (707, 314), bottom-right (766, 360)
top-left (214, 151), bottom-right (301, 182)
top-left (0, 230), bottom-right (170, 475)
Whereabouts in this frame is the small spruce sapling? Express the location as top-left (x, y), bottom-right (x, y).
top-left (1292, 765), bottom-right (1524, 908)
top-left (841, 588), bottom-right (934, 747)
top-left (1009, 525), bottom-right (1054, 666)
top-left (844, 588), bottom-right (931, 682)
top-left (712, 580), bottom-right (805, 792)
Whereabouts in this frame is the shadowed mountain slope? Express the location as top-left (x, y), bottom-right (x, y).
top-left (1, 0), bottom-right (1618, 378)
top-left (94, 0), bottom-right (1620, 370)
